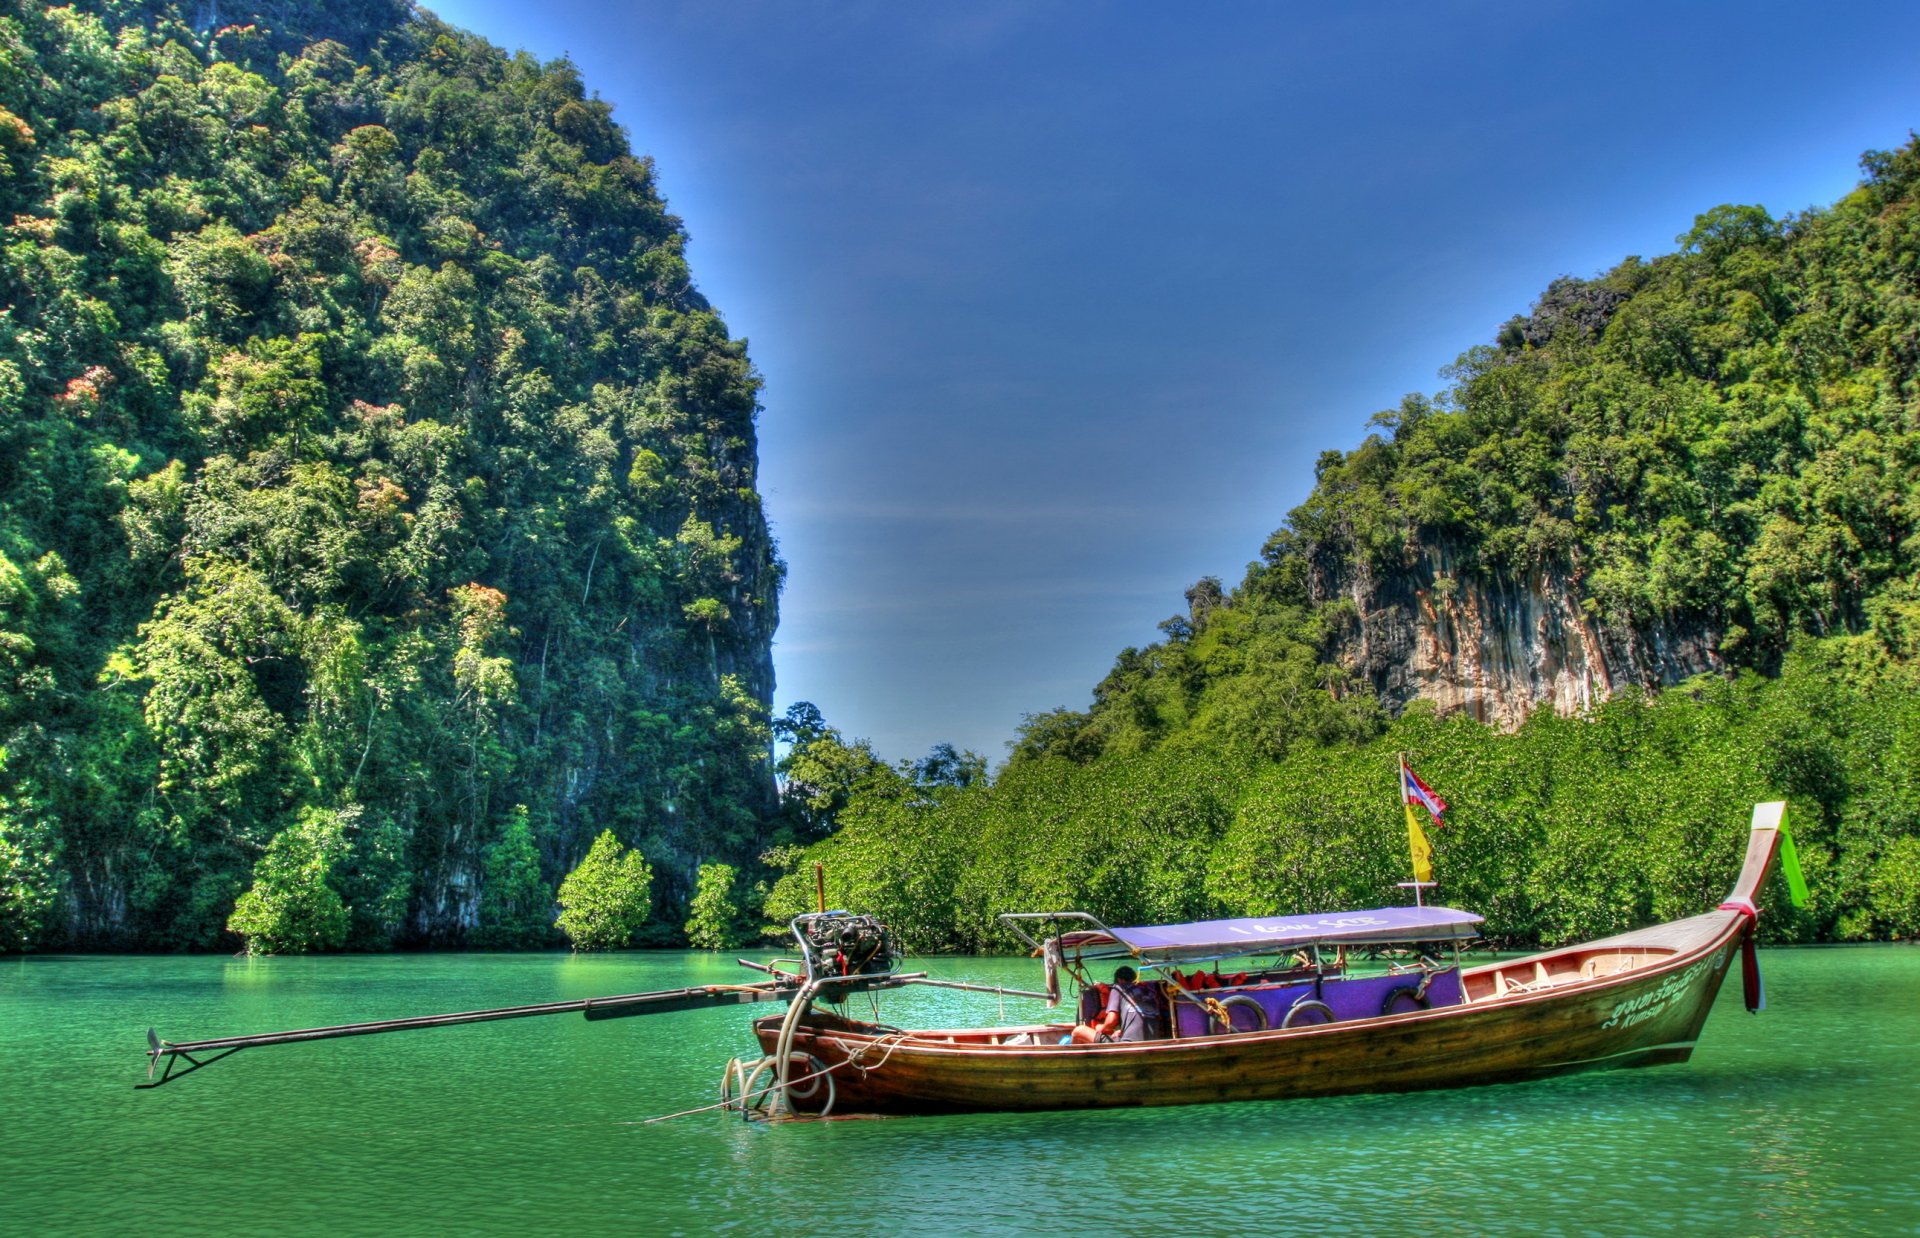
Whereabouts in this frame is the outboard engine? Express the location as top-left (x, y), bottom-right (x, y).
top-left (792, 912), bottom-right (899, 1000)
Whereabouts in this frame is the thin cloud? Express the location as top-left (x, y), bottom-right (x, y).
top-left (788, 574), bottom-right (1170, 616)
top-left (773, 496), bottom-right (1186, 526)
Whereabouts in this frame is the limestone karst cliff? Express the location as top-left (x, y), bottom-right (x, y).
top-left (0, 2), bottom-right (781, 950)
top-left (1317, 549), bottom-right (1724, 730)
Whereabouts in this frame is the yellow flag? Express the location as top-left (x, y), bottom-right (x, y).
top-left (1404, 800), bottom-right (1433, 884)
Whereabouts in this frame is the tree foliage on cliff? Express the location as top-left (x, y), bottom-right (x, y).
top-left (0, 2), bottom-right (779, 950)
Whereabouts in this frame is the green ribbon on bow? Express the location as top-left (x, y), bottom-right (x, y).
top-left (1778, 806), bottom-right (1810, 908)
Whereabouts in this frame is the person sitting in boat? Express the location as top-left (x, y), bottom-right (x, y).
top-left (1074, 966), bottom-right (1166, 1042)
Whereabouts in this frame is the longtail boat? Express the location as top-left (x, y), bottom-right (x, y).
top-left (746, 801), bottom-right (1794, 1116)
top-left (138, 802), bottom-right (1796, 1122)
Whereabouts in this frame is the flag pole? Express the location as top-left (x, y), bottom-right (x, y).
top-left (1401, 751), bottom-right (1418, 907)
top-left (1397, 751), bottom-right (1433, 907)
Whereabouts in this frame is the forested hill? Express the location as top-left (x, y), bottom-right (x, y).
top-left (0, 2), bottom-right (781, 949)
top-left (768, 139), bottom-right (1920, 951)
top-left (1010, 142), bottom-right (1920, 766)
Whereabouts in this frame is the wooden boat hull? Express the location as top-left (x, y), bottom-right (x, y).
top-left (753, 807), bottom-right (1784, 1116)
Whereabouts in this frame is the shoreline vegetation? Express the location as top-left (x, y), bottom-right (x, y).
top-left (765, 645), bottom-right (1920, 954)
top-left (2, 3), bottom-right (1918, 955)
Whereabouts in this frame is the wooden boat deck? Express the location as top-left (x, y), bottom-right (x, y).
top-left (1460, 910), bottom-right (1731, 1001)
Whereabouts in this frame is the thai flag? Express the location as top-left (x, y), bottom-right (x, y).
top-left (1402, 762), bottom-right (1447, 822)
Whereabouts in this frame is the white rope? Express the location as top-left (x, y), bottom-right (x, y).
top-left (836, 1031), bottom-right (913, 1075)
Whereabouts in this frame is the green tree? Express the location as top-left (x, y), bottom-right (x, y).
top-left (555, 830), bottom-right (652, 950)
top-left (1861, 837), bottom-right (1920, 939)
top-left (684, 861), bottom-right (742, 949)
top-left (772, 703), bottom-right (888, 841)
top-left (333, 806), bottom-right (412, 950)
top-left (227, 807), bottom-right (352, 954)
top-left (475, 805), bottom-right (552, 947)
top-left (0, 748), bottom-right (57, 952)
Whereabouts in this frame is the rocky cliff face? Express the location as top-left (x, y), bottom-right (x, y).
top-left (1316, 546), bottom-right (1724, 728)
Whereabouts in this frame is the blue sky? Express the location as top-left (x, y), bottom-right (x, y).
top-left (430, 0), bottom-right (1920, 764)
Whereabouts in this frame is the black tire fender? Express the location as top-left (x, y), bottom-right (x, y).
top-left (1281, 998), bottom-right (1335, 1028)
top-left (1380, 984), bottom-right (1431, 1016)
top-left (1211, 994), bottom-right (1270, 1034)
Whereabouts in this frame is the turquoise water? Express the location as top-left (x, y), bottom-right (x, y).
top-left (2, 946), bottom-right (1916, 1236)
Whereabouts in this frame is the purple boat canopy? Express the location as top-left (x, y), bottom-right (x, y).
top-left (1054, 905), bottom-right (1483, 963)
